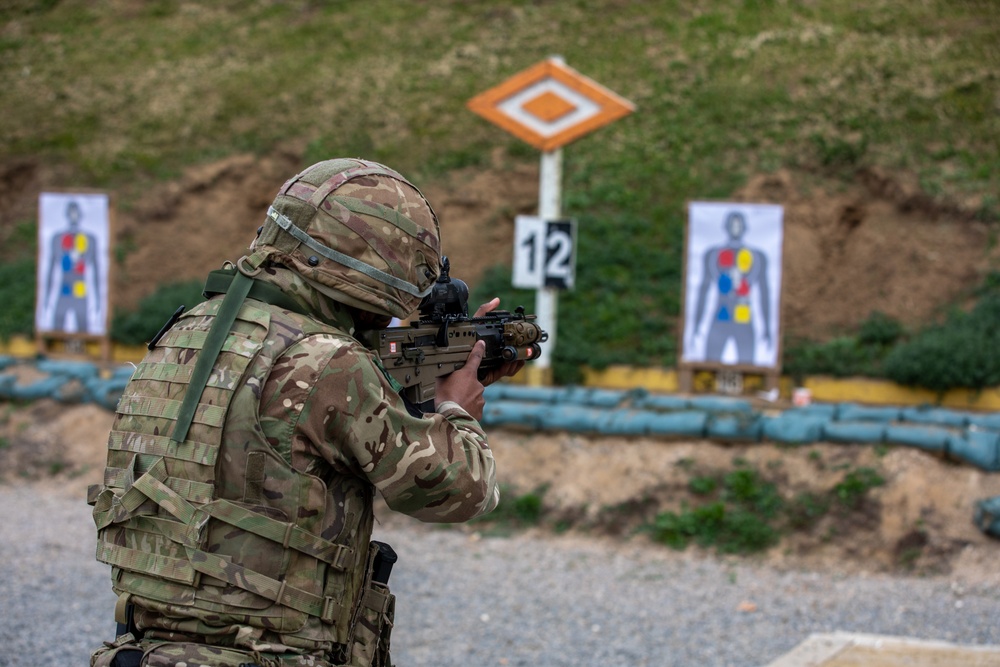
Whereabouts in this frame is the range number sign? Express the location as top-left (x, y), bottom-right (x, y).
top-left (512, 216), bottom-right (576, 290)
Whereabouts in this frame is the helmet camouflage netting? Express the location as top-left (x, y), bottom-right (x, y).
top-left (251, 158), bottom-right (442, 319)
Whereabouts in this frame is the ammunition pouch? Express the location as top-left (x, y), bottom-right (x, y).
top-left (346, 543), bottom-right (396, 667)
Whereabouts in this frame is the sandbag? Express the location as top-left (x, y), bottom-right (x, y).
top-left (537, 404), bottom-right (606, 432)
top-left (483, 384), bottom-right (566, 403)
top-left (947, 430), bottom-right (1000, 472)
top-left (884, 424), bottom-right (951, 453)
top-left (973, 496), bottom-right (1000, 538)
top-left (785, 403), bottom-right (839, 419)
top-left (644, 410), bottom-right (708, 438)
top-left (591, 409), bottom-right (655, 436)
top-left (761, 414), bottom-right (828, 445)
top-left (562, 386), bottom-right (630, 408)
top-left (84, 376), bottom-right (132, 411)
top-left (35, 358), bottom-right (99, 381)
top-left (822, 421), bottom-right (886, 444)
top-left (705, 413), bottom-right (763, 442)
top-left (480, 400), bottom-right (550, 429)
top-left (838, 403), bottom-right (902, 423)
top-left (966, 412), bottom-right (1000, 431)
top-left (0, 374), bottom-right (17, 399)
top-left (688, 396), bottom-right (754, 414)
top-left (8, 375), bottom-right (68, 401)
top-left (633, 394), bottom-right (691, 412)
top-left (899, 406), bottom-right (969, 428)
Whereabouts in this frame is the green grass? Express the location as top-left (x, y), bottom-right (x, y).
top-left (644, 463), bottom-right (885, 555)
top-left (0, 258), bottom-right (38, 341)
top-left (1, 1), bottom-right (998, 383)
top-left (109, 279), bottom-right (205, 346)
top-left (470, 484), bottom-right (547, 535)
top-left (833, 467), bottom-right (885, 510)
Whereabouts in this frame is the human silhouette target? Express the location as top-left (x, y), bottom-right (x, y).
top-left (35, 192), bottom-right (111, 337)
top-left (681, 202), bottom-right (783, 369)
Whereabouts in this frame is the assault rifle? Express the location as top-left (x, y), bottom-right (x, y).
top-left (376, 257), bottom-right (547, 412)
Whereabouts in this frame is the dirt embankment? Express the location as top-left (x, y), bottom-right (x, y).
top-left (3, 399), bottom-right (998, 583)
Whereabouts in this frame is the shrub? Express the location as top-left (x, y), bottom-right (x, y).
top-left (723, 468), bottom-right (783, 519)
top-left (883, 295), bottom-right (1000, 392)
top-left (833, 467), bottom-right (885, 510)
top-left (645, 463), bottom-right (886, 554)
top-left (110, 280), bottom-right (205, 346)
top-left (782, 311), bottom-right (904, 383)
top-left (646, 465), bottom-right (785, 554)
top-left (646, 501), bottom-right (779, 554)
top-left (471, 484), bottom-right (547, 531)
top-left (786, 492), bottom-right (831, 530)
top-left (0, 259), bottom-right (37, 341)
top-left (857, 311), bottom-right (905, 347)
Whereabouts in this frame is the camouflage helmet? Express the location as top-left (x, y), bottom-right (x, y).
top-left (250, 158), bottom-right (441, 319)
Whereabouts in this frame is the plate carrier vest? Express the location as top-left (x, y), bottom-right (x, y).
top-left (89, 277), bottom-right (379, 659)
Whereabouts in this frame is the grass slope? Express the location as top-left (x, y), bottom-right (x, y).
top-left (1, 1), bottom-right (998, 381)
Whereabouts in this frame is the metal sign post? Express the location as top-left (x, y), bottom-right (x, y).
top-left (468, 56), bottom-right (635, 385)
top-left (534, 149), bottom-right (562, 377)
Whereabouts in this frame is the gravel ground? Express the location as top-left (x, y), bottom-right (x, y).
top-left (2, 484), bottom-right (999, 667)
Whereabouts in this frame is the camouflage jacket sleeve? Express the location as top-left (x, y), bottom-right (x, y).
top-left (264, 332), bottom-right (499, 523)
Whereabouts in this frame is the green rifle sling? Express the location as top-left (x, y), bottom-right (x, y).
top-left (170, 272), bottom-right (254, 444)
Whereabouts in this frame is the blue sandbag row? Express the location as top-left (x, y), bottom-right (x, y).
top-left (2, 374), bottom-right (69, 401)
top-left (2, 358), bottom-right (999, 470)
top-left (480, 386), bottom-right (1000, 472)
top-left (634, 393), bottom-right (754, 414)
top-left (0, 359), bottom-right (134, 409)
top-left (837, 403), bottom-right (903, 423)
top-left (483, 384), bottom-right (566, 404)
top-left (481, 401), bottom-right (709, 438)
top-left (484, 384), bottom-right (638, 408)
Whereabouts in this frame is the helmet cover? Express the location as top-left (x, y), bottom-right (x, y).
top-left (252, 158), bottom-right (441, 319)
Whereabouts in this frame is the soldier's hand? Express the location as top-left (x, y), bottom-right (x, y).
top-left (435, 340), bottom-right (487, 420)
top-left (471, 297), bottom-right (525, 386)
top-left (472, 297), bottom-right (501, 318)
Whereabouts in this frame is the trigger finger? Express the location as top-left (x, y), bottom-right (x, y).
top-left (467, 340), bottom-right (486, 368)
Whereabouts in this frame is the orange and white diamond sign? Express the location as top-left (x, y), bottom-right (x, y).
top-left (467, 57), bottom-right (635, 152)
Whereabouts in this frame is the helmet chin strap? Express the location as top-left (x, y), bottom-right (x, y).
top-left (266, 206), bottom-right (433, 299)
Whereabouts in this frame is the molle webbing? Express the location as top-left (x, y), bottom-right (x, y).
top-left (93, 295), bottom-right (357, 634)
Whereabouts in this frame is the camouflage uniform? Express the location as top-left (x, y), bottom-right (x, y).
top-left (89, 160), bottom-right (498, 667)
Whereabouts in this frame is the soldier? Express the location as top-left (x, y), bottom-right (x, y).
top-left (88, 158), bottom-right (521, 667)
